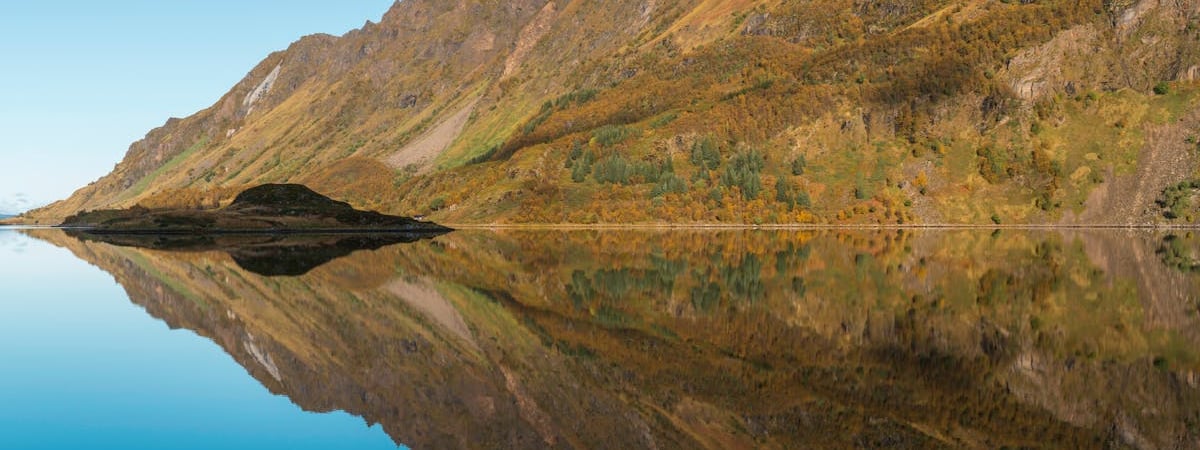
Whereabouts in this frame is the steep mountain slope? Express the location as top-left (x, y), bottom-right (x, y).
top-left (24, 0), bottom-right (1200, 225)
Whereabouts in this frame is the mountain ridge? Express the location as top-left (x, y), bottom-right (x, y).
top-left (22, 0), bottom-right (1200, 225)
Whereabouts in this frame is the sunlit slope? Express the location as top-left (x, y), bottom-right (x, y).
top-left (24, 0), bottom-right (1200, 225)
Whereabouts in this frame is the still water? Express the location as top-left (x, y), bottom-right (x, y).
top-left (2, 227), bottom-right (1199, 449)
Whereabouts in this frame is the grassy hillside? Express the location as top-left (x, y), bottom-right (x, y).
top-left (24, 0), bottom-right (1200, 225)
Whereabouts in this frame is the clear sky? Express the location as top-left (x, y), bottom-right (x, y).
top-left (0, 1), bottom-right (396, 214)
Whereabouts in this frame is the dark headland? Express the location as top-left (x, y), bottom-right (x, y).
top-left (60, 184), bottom-right (452, 234)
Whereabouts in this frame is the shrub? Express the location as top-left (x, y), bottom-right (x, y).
top-left (468, 145), bottom-right (499, 165)
top-left (790, 155), bottom-right (807, 176)
top-left (1153, 82), bottom-right (1170, 96)
top-left (593, 125), bottom-right (633, 147)
top-left (976, 145), bottom-right (1013, 183)
top-left (554, 89), bottom-right (598, 108)
top-left (650, 112), bottom-right (679, 128)
top-left (1157, 180), bottom-right (1200, 219)
top-left (1154, 356), bottom-right (1169, 370)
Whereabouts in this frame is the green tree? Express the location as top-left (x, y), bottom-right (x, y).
top-left (593, 153), bottom-right (632, 184)
top-left (651, 173), bottom-right (689, 198)
top-left (775, 180), bottom-right (811, 210)
top-left (721, 149), bottom-right (766, 200)
top-left (571, 150), bottom-right (594, 182)
top-left (790, 155), bottom-right (807, 176)
top-left (690, 137), bottom-right (721, 170)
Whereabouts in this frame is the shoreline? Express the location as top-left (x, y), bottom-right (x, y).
top-left (47, 227), bottom-right (451, 236)
top-left (440, 223), bottom-right (1200, 231)
top-left (5, 223), bottom-right (1200, 232)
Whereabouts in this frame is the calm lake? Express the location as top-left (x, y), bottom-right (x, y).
top-left (2, 227), bottom-right (1199, 449)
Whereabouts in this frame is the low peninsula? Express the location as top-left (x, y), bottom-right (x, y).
top-left (60, 184), bottom-right (452, 234)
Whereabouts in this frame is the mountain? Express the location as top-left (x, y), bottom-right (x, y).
top-left (23, 0), bottom-right (1200, 225)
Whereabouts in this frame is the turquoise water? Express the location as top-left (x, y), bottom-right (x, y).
top-left (0, 229), bottom-right (401, 450)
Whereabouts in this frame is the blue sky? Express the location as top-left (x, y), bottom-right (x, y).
top-left (0, 1), bottom-right (395, 213)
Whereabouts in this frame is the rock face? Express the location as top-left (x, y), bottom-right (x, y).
top-left (23, 0), bottom-right (1200, 225)
top-left (61, 183), bottom-right (452, 233)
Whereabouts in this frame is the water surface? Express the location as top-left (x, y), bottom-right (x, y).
top-left (4, 227), bottom-right (1200, 449)
top-left (0, 228), bottom-right (399, 450)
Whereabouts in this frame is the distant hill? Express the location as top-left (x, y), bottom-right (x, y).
top-left (23, 0), bottom-right (1200, 225)
top-left (0, 195), bottom-right (33, 219)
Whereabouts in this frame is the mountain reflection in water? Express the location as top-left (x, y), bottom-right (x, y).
top-left (64, 230), bottom-right (448, 276)
top-left (27, 228), bottom-right (1200, 449)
